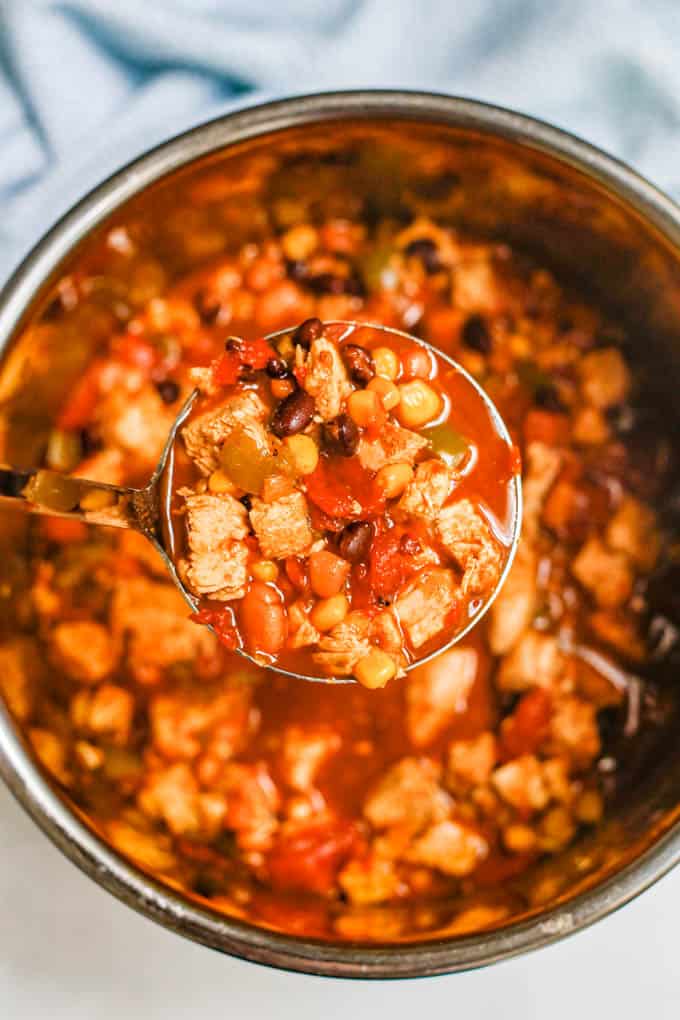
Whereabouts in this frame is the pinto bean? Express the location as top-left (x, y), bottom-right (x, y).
top-left (338, 521), bottom-right (374, 563)
top-left (240, 582), bottom-right (288, 656)
top-left (343, 344), bottom-right (375, 385)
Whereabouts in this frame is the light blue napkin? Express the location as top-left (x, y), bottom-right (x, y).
top-left (2, 0), bottom-right (680, 283)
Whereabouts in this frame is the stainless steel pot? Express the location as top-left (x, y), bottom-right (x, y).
top-left (1, 90), bottom-right (680, 978)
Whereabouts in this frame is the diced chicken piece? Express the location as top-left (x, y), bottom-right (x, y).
top-left (496, 631), bottom-right (572, 694)
top-left (0, 637), bottom-right (41, 721)
top-left (338, 853), bottom-right (403, 905)
top-left (358, 421), bottom-right (429, 472)
top-left (110, 577), bottom-right (218, 681)
top-left (405, 819), bottom-right (489, 877)
top-left (288, 618), bottom-right (321, 650)
top-left (406, 646), bottom-right (479, 746)
top-left (397, 460), bottom-right (452, 519)
top-left (71, 683), bottom-right (134, 745)
top-left (488, 540), bottom-right (537, 655)
top-left (280, 726), bottom-right (341, 792)
top-left (183, 492), bottom-right (249, 600)
top-left (313, 611), bottom-right (372, 676)
top-left (523, 442), bottom-right (561, 540)
top-left (149, 684), bottom-right (254, 761)
top-left (73, 447), bottom-right (125, 485)
top-left (363, 757), bottom-right (450, 834)
top-left (218, 761), bottom-right (281, 851)
top-left (395, 568), bottom-right (458, 649)
top-left (545, 696), bottom-right (601, 768)
top-left (189, 365), bottom-right (220, 396)
top-left (97, 385), bottom-right (176, 467)
top-left (182, 391), bottom-right (267, 474)
top-left (605, 497), bottom-right (660, 571)
top-left (571, 406), bottom-right (610, 446)
top-left (49, 621), bottom-right (119, 683)
top-left (301, 337), bottom-right (351, 420)
top-left (29, 728), bottom-right (70, 786)
top-left (572, 536), bottom-right (634, 609)
top-left (579, 347), bottom-right (631, 409)
top-left (542, 756), bottom-right (573, 803)
top-left (333, 906), bottom-right (406, 941)
top-left (249, 491), bottom-right (313, 560)
top-left (436, 500), bottom-right (502, 596)
top-left (587, 611), bottom-right (645, 663)
top-left (371, 609), bottom-right (404, 658)
top-left (106, 820), bottom-right (177, 872)
top-left (451, 259), bottom-right (504, 314)
top-left (447, 732), bottom-right (498, 789)
top-left (138, 762), bottom-right (202, 837)
top-left (492, 754), bottom-right (550, 813)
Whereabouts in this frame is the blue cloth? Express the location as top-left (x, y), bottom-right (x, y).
top-left (2, 0), bottom-right (680, 282)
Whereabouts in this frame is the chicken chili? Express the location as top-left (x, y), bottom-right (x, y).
top-left (174, 320), bottom-right (517, 684)
top-left (0, 153), bottom-right (677, 941)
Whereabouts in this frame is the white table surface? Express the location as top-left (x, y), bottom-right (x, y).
top-left (1, 782), bottom-right (678, 1019)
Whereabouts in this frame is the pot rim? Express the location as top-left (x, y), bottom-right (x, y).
top-left (2, 89), bottom-right (680, 978)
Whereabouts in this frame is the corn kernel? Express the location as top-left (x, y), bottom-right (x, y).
top-left (502, 823), bottom-right (537, 854)
top-left (539, 806), bottom-right (575, 852)
top-left (208, 469), bottom-right (236, 494)
top-left (74, 740), bottom-right (104, 771)
top-left (252, 559), bottom-right (279, 583)
top-left (372, 346), bottom-right (400, 380)
top-left (396, 379), bottom-right (442, 428)
top-left (282, 224), bottom-right (319, 261)
top-left (353, 649), bottom-right (397, 689)
top-left (284, 434), bottom-right (319, 475)
top-left (79, 488), bottom-right (117, 512)
top-left (367, 376), bottom-right (401, 410)
top-left (347, 389), bottom-right (386, 428)
top-left (271, 378), bottom-right (295, 400)
top-left (375, 461), bottom-right (414, 499)
top-left (574, 789), bottom-right (604, 825)
top-left (310, 594), bottom-right (349, 632)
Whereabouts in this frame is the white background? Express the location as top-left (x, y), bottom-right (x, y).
top-left (1, 782), bottom-right (678, 1019)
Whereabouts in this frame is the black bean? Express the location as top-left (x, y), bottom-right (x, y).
top-left (286, 259), bottom-right (309, 281)
top-left (534, 384), bottom-right (565, 413)
top-left (79, 428), bottom-right (101, 456)
top-left (307, 273), bottom-right (365, 297)
top-left (343, 344), bottom-right (375, 385)
top-left (194, 289), bottom-right (221, 324)
top-left (271, 389), bottom-right (316, 438)
top-left (224, 337), bottom-right (242, 353)
top-left (155, 379), bottom-right (180, 404)
top-left (265, 355), bottom-right (290, 379)
top-left (239, 494), bottom-right (253, 511)
top-left (293, 317), bottom-right (324, 349)
top-left (461, 314), bottom-right (492, 354)
top-left (323, 414), bottom-right (360, 456)
top-left (338, 521), bottom-right (374, 563)
top-left (405, 238), bottom-right (442, 274)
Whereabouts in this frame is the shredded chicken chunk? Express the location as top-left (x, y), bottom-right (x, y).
top-left (357, 421), bottom-right (429, 472)
top-left (249, 491), bottom-right (313, 559)
top-left (406, 646), bottom-right (479, 746)
top-left (398, 459), bottom-right (452, 519)
top-left (182, 391), bottom-right (267, 474)
top-left (395, 568), bottom-right (458, 648)
top-left (183, 492), bottom-right (249, 600)
top-left (302, 337), bottom-right (351, 420)
top-left (436, 500), bottom-right (502, 596)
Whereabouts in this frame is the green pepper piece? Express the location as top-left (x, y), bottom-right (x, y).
top-left (425, 423), bottom-right (470, 467)
top-left (219, 429), bottom-right (295, 494)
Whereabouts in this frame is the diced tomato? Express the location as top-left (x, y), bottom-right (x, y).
top-left (285, 556), bottom-right (309, 592)
top-left (266, 819), bottom-right (361, 896)
top-left (425, 305), bottom-right (465, 349)
top-left (56, 360), bottom-right (105, 430)
top-left (191, 606), bottom-right (240, 649)
top-left (41, 516), bottom-right (88, 544)
top-left (112, 333), bottom-right (157, 372)
top-left (500, 688), bottom-right (552, 759)
top-left (212, 336), bottom-right (275, 386)
top-left (524, 409), bottom-right (570, 447)
top-left (368, 528), bottom-right (419, 600)
top-left (306, 456), bottom-right (386, 520)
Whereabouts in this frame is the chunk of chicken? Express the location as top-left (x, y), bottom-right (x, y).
top-left (313, 611), bottom-right (372, 676)
top-left (183, 492), bottom-right (249, 600)
top-left (218, 761), bottom-right (281, 851)
top-left (280, 725), bottom-right (341, 792)
top-left (0, 637), bottom-right (41, 721)
top-left (249, 491), bottom-right (313, 560)
top-left (138, 762), bottom-right (203, 837)
top-left (394, 568), bottom-right (458, 648)
top-left (149, 684), bottom-right (255, 761)
top-left (572, 536), bottom-right (634, 609)
top-left (357, 421), bottom-right (429, 472)
top-left (605, 497), bottom-right (660, 571)
top-left (182, 391), bottom-right (268, 475)
top-left (488, 540), bottom-right (537, 655)
top-left (523, 442), bottom-right (561, 540)
top-left (397, 460), bottom-right (452, 520)
top-left (579, 347), bottom-right (631, 408)
top-left (405, 818), bottom-right (489, 877)
top-left (406, 646), bottom-right (479, 746)
top-left (496, 631), bottom-right (572, 694)
top-left (545, 696), bottom-right (601, 768)
top-left (301, 337), bottom-right (351, 420)
top-left (492, 754), bottom-right (551, 813)
top-left (338, 853), bottom-right (403, 905)
top-left (436, 500), bottom-right (502, 596)
top-left (363, 757), bottom-right (450, 834)
top-left (97, 385), bottom-right (176, 468)
top-left (49, 621), bottom-right (119, 684)
top-left (447, 732), bottom-right (498, 789)
top-left (70, 683), bottom-right (134, 745)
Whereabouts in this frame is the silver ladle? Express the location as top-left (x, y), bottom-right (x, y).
top-left (0, 322), bottom-right (522, 683)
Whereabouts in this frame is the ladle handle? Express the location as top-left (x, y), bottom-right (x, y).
top-left (0, 465), bottom-right (156, 532)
